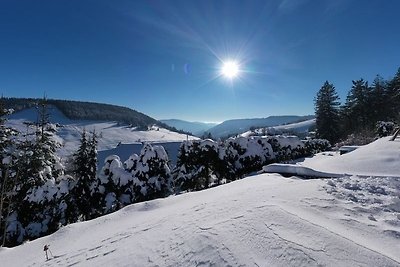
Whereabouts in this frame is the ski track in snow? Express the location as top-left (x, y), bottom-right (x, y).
top-left (2, 175), bottom-right (399, 267)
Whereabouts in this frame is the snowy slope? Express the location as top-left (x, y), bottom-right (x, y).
top-left (7, 106), bottom-right (198, 157)
top-left (207, 115), bottom-right (314, 138)
top-left (240, 119), bottom-right (315, 137)
top-left (56, 123), bottom-right (196, 156)
top-left (272, 118), bottom-right (315, 133)
top-left (1, 174), bottom-right (399, 266)
top-left (298, 136), bottom-right (400, 177)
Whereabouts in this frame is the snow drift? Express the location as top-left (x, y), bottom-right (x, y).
top-left (299, 136), bottom-right (400, 177)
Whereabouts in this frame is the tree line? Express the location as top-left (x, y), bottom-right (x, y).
top-left (314, 67), bottom-right (400, 144)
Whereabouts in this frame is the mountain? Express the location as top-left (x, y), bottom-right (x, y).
top-left (207, 115), bottom-right (315, 138)
top-left (160, 119), bottom-right (217, 136)
top-left (3, 97), bottom-right (168, 130)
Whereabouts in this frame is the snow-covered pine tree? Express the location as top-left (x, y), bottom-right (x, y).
top-left (174, 141), bottom-right (208, 192)
top-left (20, 176), bottom-right (74, 242)
top-left (86, 130), bottom-right (99, 217)
top-left (174, 140), bottom-right (230, 192)
top-left (0, 99), bottom-right (18, 246)
top-left (69, 130), bottom-right (98, 221)
top-left (87, 131), bottom-right (98, 184)
top-left (18, 97), bottom-right (64, 185)
top-left (68, 130), bottom-right (89, 221)
top-left (130, 144), bottom-right (172, 202)
top-left (224, 136), bottom-right (274, 178)
top-left (5, 97), bottom-right (65, 246)
top-left (91, 155), bottom-right (123, 215)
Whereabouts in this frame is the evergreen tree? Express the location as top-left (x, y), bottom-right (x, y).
top-left (314, 81), bottom-right (341, 144)
top-left (87, 131), bottom-right (98, 183)
top-left (342, 79), bottom-right (371, 133)
top-left (0, 100), bottom-right (18, 246)
top-left (17, 97), bottom-right (63, 185)
top-left (130, 144), bottom-right (172, 201)
top-left (70, 130), bottom-right (98, 221)
top-left (369, 75), bottom-right (387, 125)
top-left (174, 140), bottom-right (230, 192)
top-left (92, 155), bottom-right (122, 215)
top-left (224, 137), bottom-right (272, 178)
top-left (36, 96), bottom-right (51, 141)
top-left (6, 97), bottom-right (64, 246)
top-left (73, 130), bottom-right (89, 180)
top-left (386, 68), bottom-right (400, 121)
top-left (86, 131), bottom-right (98, 217)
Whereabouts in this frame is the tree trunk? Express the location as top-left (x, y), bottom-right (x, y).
top-left (390, 127), bottom-right (400, 141)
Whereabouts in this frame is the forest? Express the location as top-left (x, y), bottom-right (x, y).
top-left (314, 67), bottom-right (400, 145)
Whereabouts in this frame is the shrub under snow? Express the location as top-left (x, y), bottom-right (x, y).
top-left (174, 135), bottom-right (329, 191)
top-left (93, 143), bottom-right (172, 213)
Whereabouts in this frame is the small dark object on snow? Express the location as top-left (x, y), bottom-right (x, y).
top-left (44, 244), bottom-right (53, 260)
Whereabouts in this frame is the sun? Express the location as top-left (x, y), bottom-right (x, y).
top-left (221, 60), bottom-right (240, 79)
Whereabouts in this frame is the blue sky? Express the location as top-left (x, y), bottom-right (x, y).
top-left (1, 0), bottom-right (399, 122)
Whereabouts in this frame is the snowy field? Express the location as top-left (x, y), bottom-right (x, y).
top-left (7, 106), bottom-right (198, 158)
top-left (1, 173), bottom-right (399, 267)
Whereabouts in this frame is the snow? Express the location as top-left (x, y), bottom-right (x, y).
top-left (57, 122), bottom-right (197, 157)
top-left (263, 163), bottom-right (343, 178)
top-left (263, 136), bottom-right (399, 179)
top-left (7, 106), bottom-right (199, 158)
top-left (1, 173), bottom-right (399, 266)
top-left (299, 137), bottom-right (400, 177)
top-left (2, 109), bottom-right (399, 266)
top-left (241, 119), bottom-right (316, 137)
top-left (273, 118), bottom-right (316, 132)
top-left (2, 156), bottom-right (12, 165)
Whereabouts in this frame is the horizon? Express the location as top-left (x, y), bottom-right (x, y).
top-left (5, 95), bottom-right (315, 124)
top-left (1, 0), bottom-right (399, 122)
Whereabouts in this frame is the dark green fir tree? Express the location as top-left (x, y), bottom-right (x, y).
top-left (314, 81), bottom-right (341, 144)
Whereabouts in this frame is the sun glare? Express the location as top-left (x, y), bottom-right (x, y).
top-left (221, 61), bottom-right (240, 79)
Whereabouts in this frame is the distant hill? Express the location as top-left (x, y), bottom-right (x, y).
top-left (160, 119), bottom-right (217, 136)
top-left (7, 103), bottom-right (199, 156)
top-left (240, 118), bottom-right (316, 138)
top-left (3, 97), bottom-right (171, 130)
top-left (207, 115), bottom-right (315, 138)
